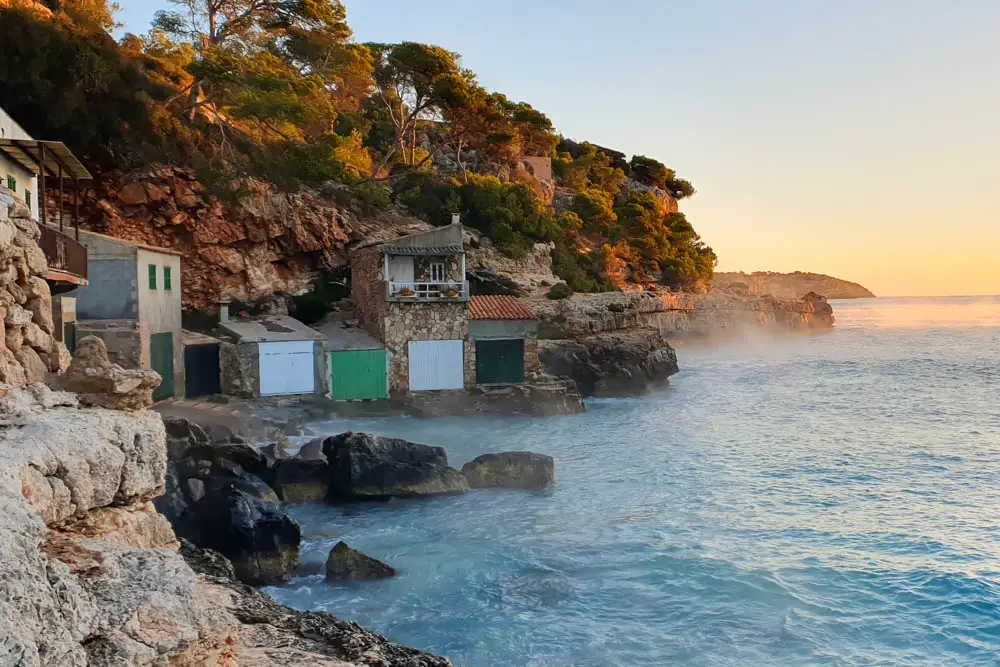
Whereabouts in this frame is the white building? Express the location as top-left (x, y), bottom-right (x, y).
top-left (0, 107), bottom-right (39, 219)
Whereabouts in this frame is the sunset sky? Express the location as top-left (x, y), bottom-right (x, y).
top-left (119, 1), bottom-right (1000, 297)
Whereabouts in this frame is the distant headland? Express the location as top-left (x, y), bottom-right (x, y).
top-left (713, 272), bottom-right (876, 300)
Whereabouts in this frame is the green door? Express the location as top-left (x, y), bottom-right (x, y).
top-left (475, 339), bottom-right (525, 385)
top-left (151, 332), bottom-right (174, 401)
top-left (329, 349), bottom-right (388, 400)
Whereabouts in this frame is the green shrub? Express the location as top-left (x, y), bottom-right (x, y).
top-left (546, 282), bottom-right (574, 300)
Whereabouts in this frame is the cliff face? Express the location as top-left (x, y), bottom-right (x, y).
top-left (531, 290), bottom-right (835, 341)
top-left (713, 271), bottom-right (875, 300)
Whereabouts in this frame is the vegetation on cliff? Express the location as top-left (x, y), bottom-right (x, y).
top-left (0, 0), bottom-right (717, 293)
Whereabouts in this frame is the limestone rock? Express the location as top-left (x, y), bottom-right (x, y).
top-left (325, 542), bottom-right (396, 582)
top-left (57, 336), bottom-right (161, 410)
top-left (324, 432), bottom-right (470, 500)
top-left (180, 486), bottom-right (300, 585)
top-left (16, 345), bottom-right (48, 383)
top-left (461, 452), bottom-right (555, 491)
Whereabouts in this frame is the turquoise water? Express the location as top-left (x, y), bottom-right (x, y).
top-left (267, 296), bottom-right (1000, 666)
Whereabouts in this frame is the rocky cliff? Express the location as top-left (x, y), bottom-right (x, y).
top-left (0, 385), bottom-right (451, 666)
top-left (713, 271), bottom-right (875, 300)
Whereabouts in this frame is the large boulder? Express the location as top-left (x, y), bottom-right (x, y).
top-left (204, 458), bottom-right (280, 504)
top-left (181, 486), bottom-right (300, 585)
top-left (325, 541), bottom-right (396, 582)
top-left (57, 336), bottom-right (161, 410)
top-left (272, 458), bottom-right (330, 503)
top-left (539, 329), bottom-right (679, 397)
top-left (324, 432), bottom-right (469, 500)
top-left (461, 452), bottom-right (555, 491)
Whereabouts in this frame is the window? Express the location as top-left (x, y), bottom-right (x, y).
top-left (148, 264), bottom-right (157, 290)
top-left (6, 175), bottom-right (15, 192)
top-left (24, 190), bottom-right (30, 213)
top-left (429, 261), bottom-right (446, 282)
top-left (163, 265), bottom-right (172, 291)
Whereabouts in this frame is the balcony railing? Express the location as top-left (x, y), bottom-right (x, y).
top-left (38, 225), bottom-right (88, 281)
top-left (388, 281), bottom-right (469, 301)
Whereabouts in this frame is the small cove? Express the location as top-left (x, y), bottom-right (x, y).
top-left (267, 296), bottom-right (1000, 666)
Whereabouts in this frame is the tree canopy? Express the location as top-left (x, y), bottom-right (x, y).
top-left (0, 0), bottom-right (716, 291)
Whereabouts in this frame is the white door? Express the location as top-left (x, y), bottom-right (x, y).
top-left (388, 256), bottom-right (415, 284)
top-left (259, 341), bottom-right (315, 396)
top-left (408, 340), bottom-right (464, 391)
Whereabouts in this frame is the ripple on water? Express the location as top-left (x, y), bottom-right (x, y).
top-left (264, 298), bottom-right (1000, 666)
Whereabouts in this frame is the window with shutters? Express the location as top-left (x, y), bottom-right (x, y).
top-left (6, 175), bottom-right (15, 192)
top-left (430, 262), bottom-right (446, 282)
top-left (24, 190), bottom-right (30, 212)
top-left (164, 266), bottom-right (172, 291)
top-left (148, 264), bottom-right (157, 290)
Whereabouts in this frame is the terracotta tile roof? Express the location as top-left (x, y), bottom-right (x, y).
top-left (469, 295), bottom-right (535, 321)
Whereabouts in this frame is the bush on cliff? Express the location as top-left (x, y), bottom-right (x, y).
top-left (546, 283), bottom-right (574, 300)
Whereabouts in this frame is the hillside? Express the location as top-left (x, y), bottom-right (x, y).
top-left (713, 272), bottom-right (875, 300)
top-left (0, 0), bottom-right (716, 312)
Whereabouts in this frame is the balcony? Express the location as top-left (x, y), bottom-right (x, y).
top-left (38, 225), bottom-right (88, 288)
top-left (387, 281), bottom-right (470, 302)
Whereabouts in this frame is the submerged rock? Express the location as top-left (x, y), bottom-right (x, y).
top-left (462, 452), bottom-right (555, 491)
top-left (182, 486), bottom-right (300, 585)
top-left (325, 541), bottom-right (397, 581)
top-left (324, 432), bottom-right (469, 500)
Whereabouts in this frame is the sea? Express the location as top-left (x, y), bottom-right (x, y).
top-left (266, 296), bottom-right (1000, 666)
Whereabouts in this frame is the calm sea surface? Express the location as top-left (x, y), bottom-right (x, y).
top-left (267, 296), bottom-right (1000, 666)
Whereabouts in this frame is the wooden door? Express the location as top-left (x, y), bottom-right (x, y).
top-left (330, 349), bottom-right (388, 400)
top-left (150, 332), bottom-right (174, 401)
top-left (475, 339), bottom-right (525, 385)
top-left (407, 340), bottom-right (464, 391)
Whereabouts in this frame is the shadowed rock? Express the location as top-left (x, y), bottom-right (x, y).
top-left (323, 432), bottom-right (469, 500)
top-left (180, 486), bottom-right (300, 585)
top-left (462, 452), bottom-right (555, 491)
top-left (273, 458), bottom-right (330, 503)
top-left (326, 542), bottom-right (396, 581)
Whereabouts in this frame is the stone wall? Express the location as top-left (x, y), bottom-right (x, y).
top-left (350, 245), bottom-right (386, 342)
top-left (0, 185), bottom-right (71, 385)
top-left (382, 301), bottom-right (471, 392)
top-left (77, 319), bottom-right (142, 369)
top-left (414, 254), bottom-right (462, 282)
top-left (220, 340), bottom-right (259, 398)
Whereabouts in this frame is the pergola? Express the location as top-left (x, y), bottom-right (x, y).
top-left (0, 138), bottom-right (93, 239)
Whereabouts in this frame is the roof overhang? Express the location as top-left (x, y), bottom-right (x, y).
top-left (0, 139), bottom-right (93, 180)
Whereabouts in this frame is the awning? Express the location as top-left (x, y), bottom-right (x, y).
top-left (0, 139), bottom-right (93, 180)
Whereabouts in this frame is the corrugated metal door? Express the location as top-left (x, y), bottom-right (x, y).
top-left (330, 349), bottom-right (388, 400)
top-left (151, 332), bottom-right (174, 401)
top-left (259, 341), bottom-right (315, 396)
top-left (475, 339), bottom-right (525, 385)
top-left (408, 340), bottom-right (464, 391)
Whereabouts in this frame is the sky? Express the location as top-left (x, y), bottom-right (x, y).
top-left (118, 1), bottom-right (1000, 297)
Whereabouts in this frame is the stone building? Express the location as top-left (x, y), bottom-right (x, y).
top-left (217, 313), bottom-right (327, 398)
top-left (469, 295), bottom-right (540, 385)
top-left (68, 229), bottom-right (184, 400)
top-left (351, 222), bottom-right (473, 393)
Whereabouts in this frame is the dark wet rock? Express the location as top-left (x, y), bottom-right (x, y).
top-left (295, 437), bottom-right (327, 462)
top-left (181, 486), bottom-right (300, 585)
top-left (323, 432), bottom-right (469, 500)
top-left (205, 460), bottom-right (280, 504)
top-left (214, 442), bottom-right (268, 475)
top-left (184, 477), bottom-right (206, 503)
top-left (180, 541), bottom-right (452, 665)
top-left (539, 329), bottom-right (678, 397)
top-left (260, 441), bottom-right (290, 468)
top-left (326, 541), bottom-right (397, 582)
top-left (164, 416), bottom-right (210, 445)
top-left (273, 458), bottom-right (330, 503)
top-left (462, 452), bottom-right (555, 491)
